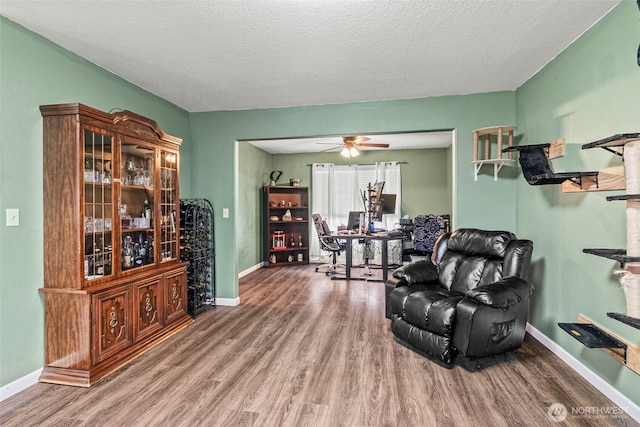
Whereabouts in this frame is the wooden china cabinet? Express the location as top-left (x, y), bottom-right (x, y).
top-left (39, 103), bottom-right (193, 387)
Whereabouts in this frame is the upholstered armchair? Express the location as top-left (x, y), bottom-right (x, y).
top-left (386, 228), bottom-right (534, 367)
top-left (402, 214), bottom-right (450, 262)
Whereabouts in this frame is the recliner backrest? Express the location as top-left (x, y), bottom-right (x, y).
top-left (435, 228), bottom-right (524, 294)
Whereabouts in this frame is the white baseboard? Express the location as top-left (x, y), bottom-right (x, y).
top-left (526, 323), bottom-right (640, 422)
top-left (239, 262), bottom-right (263, 278)
top-left (0, 368), bottom-right (42, 402)
top-left (215, 297), bottom-right (240, 306)
top-left (210, 262), bottom-right (264, 307)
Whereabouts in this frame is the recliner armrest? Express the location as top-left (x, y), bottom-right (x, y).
top-left (391, 259), bottom-right (439, 285)
top-left (465, 276), bottom-right (533, 309)
top-left (386, 275), bottom-right (407, 289)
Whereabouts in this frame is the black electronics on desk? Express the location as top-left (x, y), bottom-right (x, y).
top-left (347, 210), bottom-right (364, 231)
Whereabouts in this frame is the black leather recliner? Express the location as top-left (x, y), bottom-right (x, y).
top-left (386, 228), bottom-right (534, 367)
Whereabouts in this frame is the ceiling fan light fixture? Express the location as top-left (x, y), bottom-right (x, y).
top-left (341, 145), bottom-right (359, 158)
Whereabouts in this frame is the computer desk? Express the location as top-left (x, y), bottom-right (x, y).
top-left (331, 231), bottom-right (406, 282)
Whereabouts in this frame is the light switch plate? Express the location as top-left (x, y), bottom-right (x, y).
top-left (6, 208), bottom-right (19, 227)
top-left (222, 208), bottom-right (229, 218)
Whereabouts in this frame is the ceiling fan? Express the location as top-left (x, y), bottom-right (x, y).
top-left (322, 136), bottom-right (390, 158)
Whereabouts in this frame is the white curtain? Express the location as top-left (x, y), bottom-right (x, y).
top-left (310, 163), bottom-right (332, 260)
top-left (310, 162), bottom-right (402, 262)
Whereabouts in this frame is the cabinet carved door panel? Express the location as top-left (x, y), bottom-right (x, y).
top-left (93, 286), bottom-right (132, 364)
top-left (165, 270), bottom-right (187, 323)
top-left (134, 276), bottom-right (163, 341)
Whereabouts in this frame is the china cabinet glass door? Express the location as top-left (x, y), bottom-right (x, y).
top-left (84, 129), bottom-right (114, 280)
top-left (159, 149), bottom-right (178, 262)
top-left (120, 140), bottom-right (155, 271)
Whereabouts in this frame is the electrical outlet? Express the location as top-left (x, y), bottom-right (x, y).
top-left (222, 208), bottom-right (229, 218)
top-left (6, 208), bottom-right (19, 227)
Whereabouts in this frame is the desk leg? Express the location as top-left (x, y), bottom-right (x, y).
top-left (345, 239), bottom-right (352, 280)
top-left (381, 240), bottom-right (388, 282)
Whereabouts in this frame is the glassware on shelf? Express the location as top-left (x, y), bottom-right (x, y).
top-left (161, 169), bottom-right (172, 188)
top-left (125, 158), bottom-right (135, 174)
top-left (84, 217), bottom-right (94, 233)
top-left (122, 236), bottom-right (134, 268)
top-left (84, 165), bottom-right (94, 182)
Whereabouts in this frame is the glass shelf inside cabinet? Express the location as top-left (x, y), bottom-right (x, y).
top-left (84, 130), bottom-right (114, 280)
top-left (120, 141), bottom-right (156, 271)
top-left (160, 150), bottom-right (178, 262)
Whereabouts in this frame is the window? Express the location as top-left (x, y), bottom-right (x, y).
top-left (311, 162), bottom-right (402, 259)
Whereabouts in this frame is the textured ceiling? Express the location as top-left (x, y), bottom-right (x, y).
top-left (0, 0), bottom-right (620, 113)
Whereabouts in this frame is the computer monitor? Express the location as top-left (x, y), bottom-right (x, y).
top-left (347, 211), bottom-right (363, 231)
top-left (370, 193), bottom-right (395, 224)
top-left (380, 194), bottom-right (396, 214)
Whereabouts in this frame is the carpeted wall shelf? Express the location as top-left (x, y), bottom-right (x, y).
top-left (502, 143), bottom-right (599, 189)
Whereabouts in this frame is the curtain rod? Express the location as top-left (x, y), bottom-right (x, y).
top-left (306, 161), bottom-right (408, 166)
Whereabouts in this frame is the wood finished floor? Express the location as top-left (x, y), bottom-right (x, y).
top-left (1, 264), bottom-right (637, 427)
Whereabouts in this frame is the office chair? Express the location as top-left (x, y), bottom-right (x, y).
top-left (312, 214), bottom-right (346, 275)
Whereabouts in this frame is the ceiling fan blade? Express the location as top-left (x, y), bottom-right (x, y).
top-left (358, 142), bottom-right (390, 148)
top-left (354, 136), bottom-right (370, 144)
top-left (342, 135), bottom-right (370, 144)
top-left (315, 137), bottom-right (342, 145)
top-left (321, 145), bottom-right (342, 152)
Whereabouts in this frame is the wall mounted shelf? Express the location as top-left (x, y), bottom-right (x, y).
top-left (471, 158), bottom-right (516, 181)
top-left (582, 248), bottom-right (640, 266)
top-left (560, 133), bottom-right (640, 377)
top-left (606, 194), bottom-right (640, 202)
top-left (560, 132), bottom-right (640, 192)
top-left (582, 132), bottom-right (640, 156)
top-left (471, 126), bottom-right (516, 181)
top-left (503, 141), bottom-right (599, 189)
top-left (558, 322), bottom-right (627, 349)
top-left (557, 314), bottom-right (640, 375)
top-left (607, 312), bottom-right (640, 331)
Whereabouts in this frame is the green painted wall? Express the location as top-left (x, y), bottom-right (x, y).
top-left (191, 92), bottom-right (516, 301)
top-left (515, 1), bottom-right (640, 405)
top-left (0, 18), bottom-right (190, 386)
top-left (237, 142), bottom-right (272, 272)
